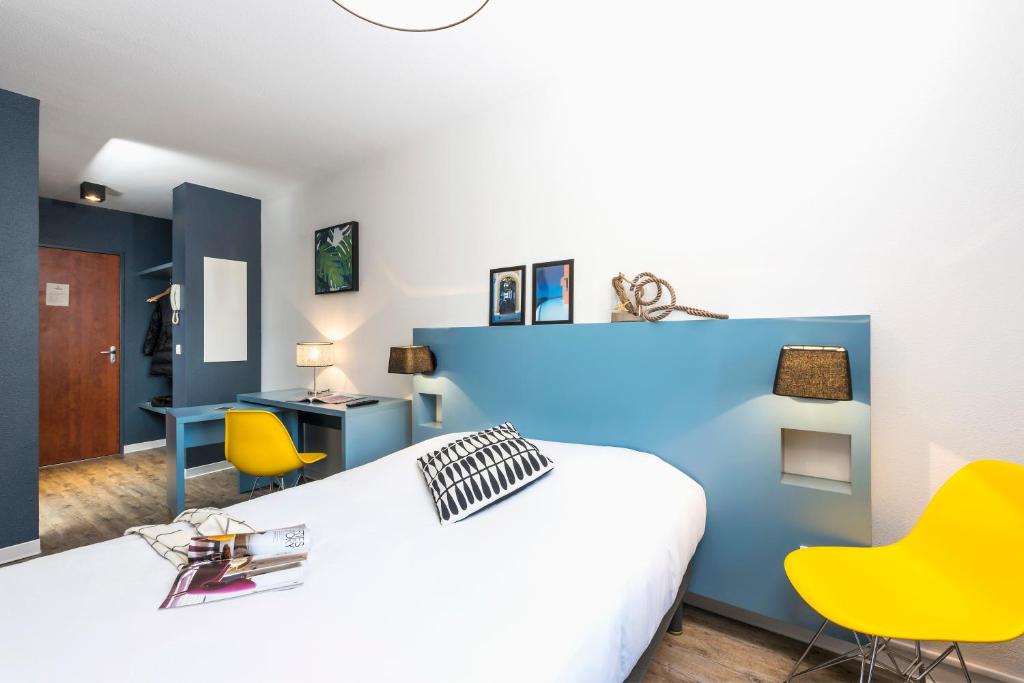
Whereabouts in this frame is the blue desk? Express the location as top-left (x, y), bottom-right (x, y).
top-left (165, 402), bottom-right (297, 514)
top-left (164, 390), bottom-right (411, 514)
top-left (236, 389), bottom-right (411, 471)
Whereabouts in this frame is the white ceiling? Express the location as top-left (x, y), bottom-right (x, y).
top-left (0, 0), bottom-right (576, 217)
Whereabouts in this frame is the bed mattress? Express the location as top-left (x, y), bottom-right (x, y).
top-left (0, 435), bottom-right (706, 682)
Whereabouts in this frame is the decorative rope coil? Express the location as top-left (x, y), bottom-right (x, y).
top-left (612, 272), bottom-right (729, 321)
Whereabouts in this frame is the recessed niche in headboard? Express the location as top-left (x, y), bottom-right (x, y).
top-left (781, 428), bottom-right (853, 495)
top-left (417, 392), bottom-right (442, 430)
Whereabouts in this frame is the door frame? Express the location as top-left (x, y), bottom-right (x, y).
top-left (39, 243), bottom-right (126, 455)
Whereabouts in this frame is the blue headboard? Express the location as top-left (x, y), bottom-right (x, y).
top-left (412, 315), bottom-right (870, 628)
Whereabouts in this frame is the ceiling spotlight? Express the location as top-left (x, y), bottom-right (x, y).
top-left (330, 0), bottom-right (490, 32)
top-left (80, 182), bottom-right (106, 203)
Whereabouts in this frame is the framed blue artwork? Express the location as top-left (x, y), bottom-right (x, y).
top-left (489, 265), bottom-right (526, 326)
top-left (532, 259), bottom-right (573, 324)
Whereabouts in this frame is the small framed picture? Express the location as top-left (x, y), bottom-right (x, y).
top-left (489, 265), bottom-right (526, 326)
top-left (315, 222), bottom-right (359, 294)
top-left (532, 259), bottom-right (574, 324)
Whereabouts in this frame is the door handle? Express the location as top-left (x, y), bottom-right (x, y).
top-left (100, 346), bottom-right (117, 364)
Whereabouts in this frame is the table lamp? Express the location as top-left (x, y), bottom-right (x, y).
top-left (296, 341), bottom-right (334, 396)
top-left (773, 345), bottom-right (852, 400)
top-left (388, 345), bottom-right (435, 374)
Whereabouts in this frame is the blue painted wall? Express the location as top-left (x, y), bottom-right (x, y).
top-left (172, 183), bottom-right (261, 467)
top-left (0, 88), bottom-right (40, 551)
top-left (412, 316), bottom-right (870, 629)
top-left (171, 183), bottom-right (261, 406)
top-left (39, 198), bottom-right (172, 446)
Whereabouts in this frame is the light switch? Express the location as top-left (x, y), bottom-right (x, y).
top-left (175, 344), bottom-right (182, 355)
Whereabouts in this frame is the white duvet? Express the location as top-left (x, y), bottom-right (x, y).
top-left (0, 435), bottom-right (706, 683)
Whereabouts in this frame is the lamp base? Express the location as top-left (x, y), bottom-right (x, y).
top-left (307, 367), bottom-right (331, 397)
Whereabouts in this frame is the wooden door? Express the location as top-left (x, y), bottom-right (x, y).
top-left (39, 247), bottom-right (121, 466)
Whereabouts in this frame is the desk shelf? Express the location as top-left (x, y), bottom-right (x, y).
top-left (137, 261), bottom-right (173, 279)
top-left (138, 401), bottom-right (168, 415)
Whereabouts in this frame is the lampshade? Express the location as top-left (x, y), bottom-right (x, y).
top-left (773, 346), bottom-right (852, 401)
top-left (388, 345), bottom-right (435, 374)
top-left (296, 342), bottom-right (334, 368)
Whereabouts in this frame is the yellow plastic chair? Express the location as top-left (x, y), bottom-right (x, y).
top-left (785, 459), bottom-right (1024, 682)
top-left (224, 410), bottom-right (327, 496)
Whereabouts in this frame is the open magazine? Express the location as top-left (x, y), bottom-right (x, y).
top-left (298, 393), bottom-right (357, 405)
top-left (160, 525), bottom-right (310, 609)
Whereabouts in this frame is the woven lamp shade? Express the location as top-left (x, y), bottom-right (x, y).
top-left (773, 346), bottom-right (852, 401)
top-left (388, 345), bottom-right (435, 374)
top-left (296, 342), bottom-right (334, 367)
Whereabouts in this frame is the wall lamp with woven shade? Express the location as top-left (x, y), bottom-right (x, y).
top-left (388, 345), bottom-right (436, 374)
top-left (773, 346), bottom-right (852, 401)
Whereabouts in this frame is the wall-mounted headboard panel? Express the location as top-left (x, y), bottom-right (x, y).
top-left (413, 315), bottom-right (870, 629)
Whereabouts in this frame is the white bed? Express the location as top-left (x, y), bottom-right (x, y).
top-left (0, 435), bottom-right (706, 683)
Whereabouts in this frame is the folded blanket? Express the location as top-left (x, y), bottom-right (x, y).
top-left (125, 507), bottom-right (256, 569)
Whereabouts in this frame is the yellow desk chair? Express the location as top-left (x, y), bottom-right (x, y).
top-left (784, 459), bottom-right (1024, 682)
top-left (225, 410), bottom-right (328, 497)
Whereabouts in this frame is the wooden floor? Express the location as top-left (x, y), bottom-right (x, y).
top-left (38, 450), bottom-right (893, 682)
top-left (38, 448), bottom-right (247, 556)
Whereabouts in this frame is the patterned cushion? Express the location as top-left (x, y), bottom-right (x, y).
top-left (417, 423), bottom-right (554, 525)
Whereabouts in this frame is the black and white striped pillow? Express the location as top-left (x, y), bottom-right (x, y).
top-left (417, 423), bottom-right (554, 525)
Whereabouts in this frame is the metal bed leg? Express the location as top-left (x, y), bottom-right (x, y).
top-left (667, 602), bottom-right (685, 635)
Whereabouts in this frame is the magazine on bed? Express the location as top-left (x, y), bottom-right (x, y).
top-left (160, 525), bottom-right (310, 609)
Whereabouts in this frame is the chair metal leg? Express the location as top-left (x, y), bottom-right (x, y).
top-left (883, 641), bottom-right (904, 677)
top-left (953, 643), bottom-right (973, 683)
top-left (790, 645), bottom-right (866, 678)
top-left (786, 624), bottom-right (892, 681)
top-left (247, 476), bottom-right (263, 500)
top-left (877, 637), bottom-right (921, 680)
top-left (789, 629), bottom-right (972, 683)
top-left (785, 620), bottom-right (828, 682)
top-left (863, 636), bottom-right (880, 683)
top-left (916, 644), bottom-right (957, 680)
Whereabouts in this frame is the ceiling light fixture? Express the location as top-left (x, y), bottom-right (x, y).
top-left (80, 181), bottom-right (106, 203)
top-left (329, 0), bottom-right (490, 32)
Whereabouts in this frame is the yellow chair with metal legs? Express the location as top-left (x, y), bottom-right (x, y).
top-left (225, 410), bottom-right (328, 496)
top-left (785, 459), bottom-right (1024, 682)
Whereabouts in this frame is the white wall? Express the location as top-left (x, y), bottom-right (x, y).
top-left (263, 2), bottom-right (1024, 678)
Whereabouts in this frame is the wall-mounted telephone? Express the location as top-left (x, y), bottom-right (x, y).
top-left (170, 284), bottom-right (182, 325)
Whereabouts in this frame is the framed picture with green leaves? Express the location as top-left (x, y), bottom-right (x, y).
top-left (314, 221), bottom-right (359, 294)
